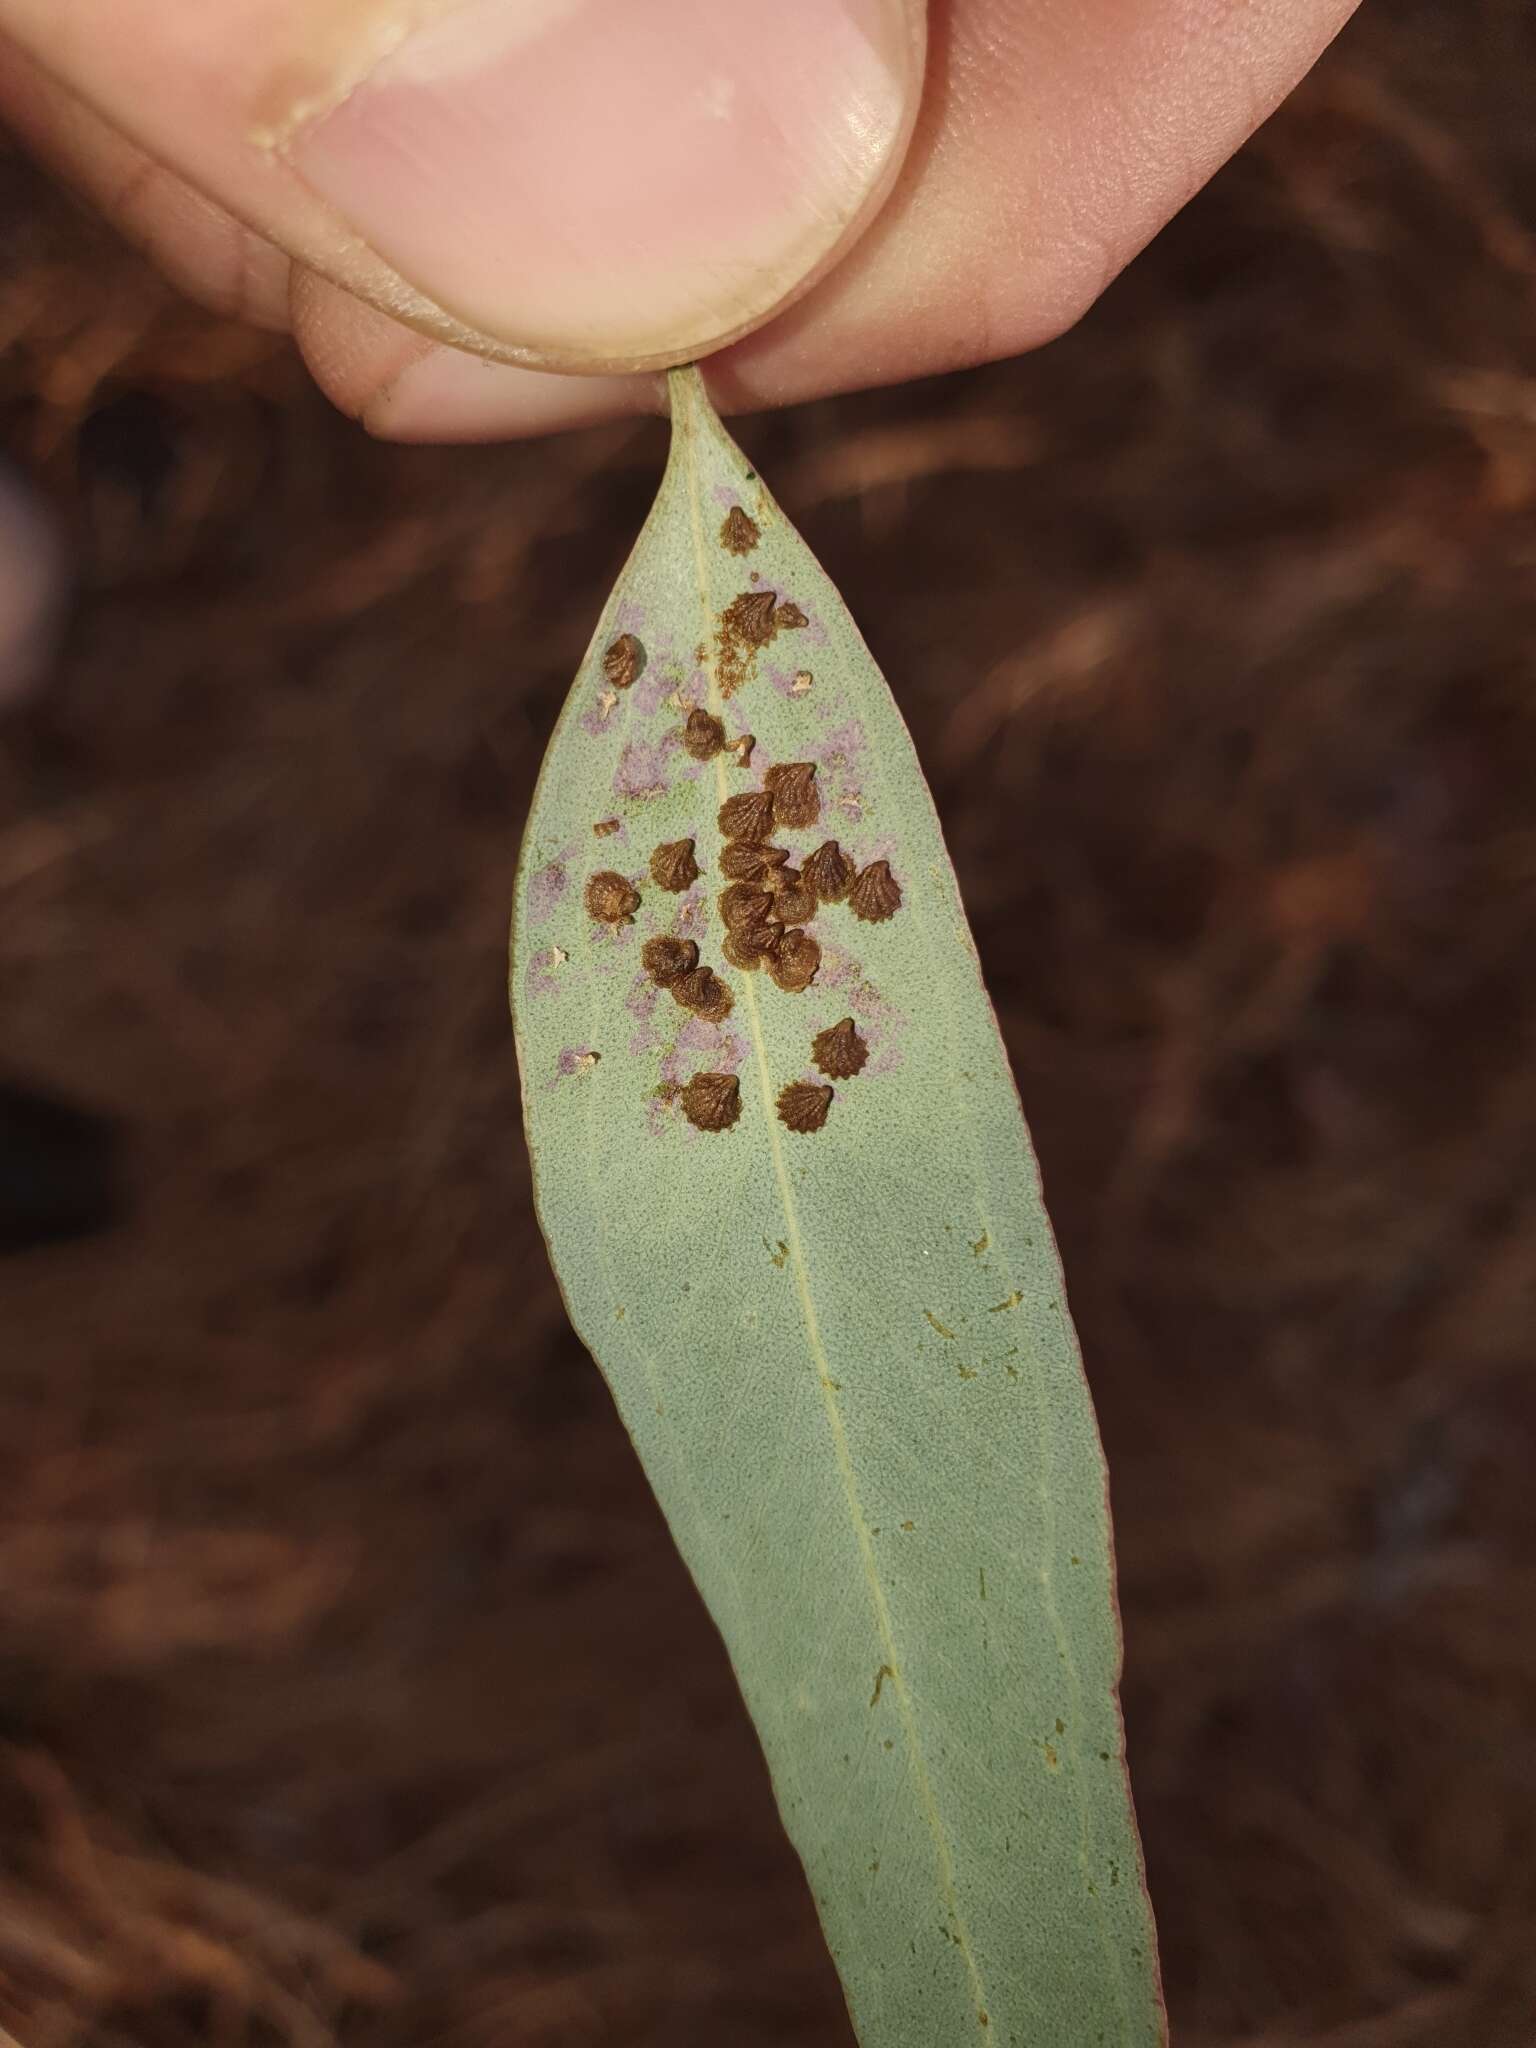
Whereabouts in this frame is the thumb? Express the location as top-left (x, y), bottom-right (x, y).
top-left (0, 0), bottom-right (925, 371)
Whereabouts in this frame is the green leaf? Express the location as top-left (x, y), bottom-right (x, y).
top-left (511, 366), bottom-right (1164, 2047)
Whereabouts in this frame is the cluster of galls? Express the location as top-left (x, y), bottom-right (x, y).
top-left (769, 1015), bottom-right (873, 1135)
top-left (671, 1017), bottom-right (870, 1137)
top-left (583, 754), bottom-right (898, 1137)
top-left (711, 763), bottom-right (902, 997)
top-left (640, 929), bottom-right (733, 1026)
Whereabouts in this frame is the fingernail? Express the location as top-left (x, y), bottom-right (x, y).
top-left (286, 0), bottom-right (920, 369)
top-left (366, 348), bottom-right (647, 441)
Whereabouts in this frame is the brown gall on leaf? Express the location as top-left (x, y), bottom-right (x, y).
top-left (593, 817), bottom-right (621, 837)
top-left (813, 1016), bottom-right (869, 1080)
top-left (682, 1070), bottom-right (741, 1133)
top-left (718, 882), bottom-right (777, 932)
top-left (714, 588), bottom-right (800, 699)
top-left (683, 708), bottom-right (726, 761)
top-left (777, 1080), bottom-right (833, 1133)
top-left (723, 920), bottom-right (784, 971)
top-left (585, 870), bottom-right (640, 924)
top-left (725, 589), bottom-right (777, 647)
top-left (775, 601), bottom-right (809, 631)
top-left (848, 859), bottom-right (903, 924)
top-left (602, 632), bottom-right (644, 691)
top-left (765, 761), bottom-right (820, 830)
top-left (719, 839), bottom-right (790, 883)
top-left (803, 839), bottom-right (855, 904)
top-left (769, 876), bottom-right (818, 926)
top-left (673, 965), bottom-right (734, 1023)
top-left (649, 838), bottom-right (700, 892)
top-left (718, 790), bottom-right (777, 841)
top-left (719, 505), bottom-right (760, 555)
top-left (732, 733), bottom-right (756, 768)
top-left (769, 928), bottom-right (821, 994)
top-left (641, 934), bottom-right (699, 987)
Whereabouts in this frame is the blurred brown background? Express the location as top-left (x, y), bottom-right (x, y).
top-left (2, 3), bottom-right (1534, 2043)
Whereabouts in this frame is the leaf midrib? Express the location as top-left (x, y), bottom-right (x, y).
top-left (675, 369), bottom-right (991, 2038)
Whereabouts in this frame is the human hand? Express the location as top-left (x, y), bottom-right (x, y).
top-left (0, 0), bottom-right (1359, 441)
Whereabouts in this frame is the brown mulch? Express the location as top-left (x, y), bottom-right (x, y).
top-left (3, 2), bottom-right (1535, 2043)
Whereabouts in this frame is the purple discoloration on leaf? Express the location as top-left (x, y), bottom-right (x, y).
top-left (644, 1021), bottom-right (745, 1139)
top-left (815, 944), bottom-right (860, 991)
top-left (546, 1044), bottom-right (601, 1091)
top-left (625, 976), bottom-right (669, 1059)
top-left (524, 950), bottom-right (562, 1001)
top-left (626, 977), bottom-right (661, 1023)
top-left (847, 977), bottom-right (903, 1036)
top-left (614, 597), bottom-right (645, 634)
top-left (590, 922), bottom-right (639, 982)
top-left (528, 854), bottom-right (573, 925)
top-left (676, 1015), bottom-right (732, 1057)
top-left (789, 601), bottom-right (830, 648)
top-left (658, 1019), bottom-right (743, 1082)
top-left (794, 718), bottom-right (868, 818)
top-left (614, 739), bottom-right (671, 800)
top-left (634, 664), bottom-right (678, 716)
top-left (636, 661), bottom-right (708, 719)
top-left (849, 832), bottom-right (900, 869)
top-left (817, 718), bottom-right (867, 776)
top-left (816, 944), bottom-right (907, 1073)
top-left (672, 883), bottom-right (709, 939)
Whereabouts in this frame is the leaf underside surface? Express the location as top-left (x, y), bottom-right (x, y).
top-left (511, 366), bottom-right (1164, 2048)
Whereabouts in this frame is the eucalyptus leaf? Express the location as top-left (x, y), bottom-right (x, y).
top-left (511, 366), bottom-right (1164, 2047)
